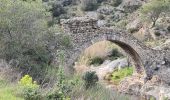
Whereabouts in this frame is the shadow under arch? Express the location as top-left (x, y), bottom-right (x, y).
top-left (109, 40), bottom-right (145, 74)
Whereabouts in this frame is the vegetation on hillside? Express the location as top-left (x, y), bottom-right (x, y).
top-left (0, 0), bottom-right (170, 99)
top-left (140, 0), bottom-right (170, 28)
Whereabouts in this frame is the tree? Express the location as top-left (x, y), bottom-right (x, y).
top-left (140, 0), bottom-right (170, 28)
top-left (0, 0), bottom-right (53, 81)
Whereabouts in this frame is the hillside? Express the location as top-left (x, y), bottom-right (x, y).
top-left (0, 0), bottom-right (170, 100)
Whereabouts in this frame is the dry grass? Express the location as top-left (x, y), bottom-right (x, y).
top-left (77, 41), bottom-right (122, 66)
top-left (0, 59), bottom-right (21, 83)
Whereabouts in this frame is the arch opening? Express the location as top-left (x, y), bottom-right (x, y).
top-left (70, 40), bottom-right (145, 76)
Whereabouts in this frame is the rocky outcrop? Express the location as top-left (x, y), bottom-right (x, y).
top-left (74, 58), bottom-right (130, 80)
top-left (126, 19), bottom-right (142, 33)
top-left (91, 58), bottom-right (130, 80)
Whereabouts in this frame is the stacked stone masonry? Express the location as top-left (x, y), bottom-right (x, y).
top-left (60, 17), bottom-right (170, 84)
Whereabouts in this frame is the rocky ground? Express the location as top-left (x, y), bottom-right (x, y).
top-left (74, 39), bottom-right (170, 100)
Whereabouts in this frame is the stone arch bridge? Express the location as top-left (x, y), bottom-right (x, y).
top-left (58, 17), bottom-right (170, 83)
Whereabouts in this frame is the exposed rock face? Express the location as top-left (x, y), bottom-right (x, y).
top-left (118, 75), bottom-right (144, 95)
top-left (74, 58), bottom-right (130, 80)
top-left (91, 58), bottom-right (130, 80)
top-left (106, 58), bottom-right (129, 70)
top-left (126, 19), bottom-right (142, 33)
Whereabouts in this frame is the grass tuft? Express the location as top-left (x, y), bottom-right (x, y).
top-left (111, 67), bottom-right (133, 85)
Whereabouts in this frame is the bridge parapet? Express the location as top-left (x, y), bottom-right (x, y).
top-left (61, 17), bottom-right (98, 34)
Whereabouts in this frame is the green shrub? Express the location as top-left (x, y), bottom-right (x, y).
top-left (111, 0), bottom-right (122, 7)
top-left (19, 75), bottom-right (41, 100)
top-left (61, 35), bottom-right (72, 47)
top-left (90, 57), bottom-right (104, 66)
top-left (82, 71), bottom-right (99, 89)
top-left (111, 67), bottom-right (133, 85)
top-left (0, 0), bottom-right (53, 82)
top-left (108, 49), bottom-right (124, 60)
top-left (46, 66), bottom-right (78, 100)
top-left (80, 0), bottom-right (98, 11)
top-left (167, 26), bottom-right (170, 32)
top-left (50, 3), bottom-right (65, 17)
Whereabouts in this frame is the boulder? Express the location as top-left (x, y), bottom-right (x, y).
top-left (97, 20), bottom-right (107, 27)
top-left (88, 58), bottom-right (130, 80)
top-left (107, 58), bottom-right (129, 70)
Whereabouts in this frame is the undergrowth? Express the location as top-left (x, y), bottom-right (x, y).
top-left (0, 79), bottom-right (24, 100)
top-left (111, 67), bottom-right (133, 85)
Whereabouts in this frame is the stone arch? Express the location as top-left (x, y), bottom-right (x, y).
top-left (60, 17), bottom-right (168, 81)
top-left (66, 35), bottom-right (145, 75)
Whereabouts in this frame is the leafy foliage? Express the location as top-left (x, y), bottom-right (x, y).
top-left (46, 67), bottom-right (79, 100)
top-left (108, 48), bottom-right (124, 60)
top-left (111, 0), bottom-right (122, 7)
top-left (80, 0), bottom-right (98, 11)
top-left (19, 75), bottom-right (41, 100)
top-left (0, 0), bottom-right (53, 81)
top-left (82, 71), bottom-right (99, 89)
top-left (111, 67), bottom-right (133, 85)
top-left (90, 57), bottom-right (104, 66)
top-left (140, 0), bottom-right (170, 27)
top-left (49, 2), bottom-right (66, 17)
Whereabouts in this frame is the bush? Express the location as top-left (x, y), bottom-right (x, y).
top-left (0, 0), bottom-right (54, 82)
top-left (111, 0), bottom-right (122, 7)
top-left (61, 0), bottom-right (72, 6)
top-left (82, 71), bottom-right (99, 89)
top-left (46, 66), bottom-right (78, 100)
top-left (80, 0), bottom-right (98, 11)
top-left (50, 3), bottom-right (65, 17)
top-left (111, 67), bottom-right (133, 85)
top-left (167, 26), bottom-right (170, 32)
top-left (19, 75), bottom-right (41, 100)
top-left (90, 57), bottom-right (104, 66)
top-left (108, 49), bottom-right (124, 60)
